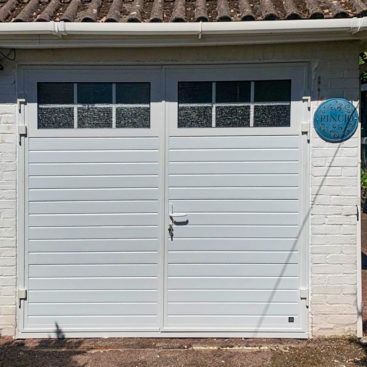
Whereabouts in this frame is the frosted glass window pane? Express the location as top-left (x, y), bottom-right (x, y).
top-left (178, 82), bottom-right (212, 128)
top-left (216, 106), bottom-right (250, 127)
top-left (178, 82), bottom-right (212, 104)
top-left (216, 81), bottom-right (251, 103)
top-left (78, 107), bottom-right (112, 128)
top-left (255, 80), bottom-right (291, 102)
top-left (38, 83), bottom-right (74, 105)
top-left (254, 105), bottom-right (290, 127)
top-left (116, 107), bottom-right (150, 128)
top-left (178, 106), bottom-right (212, 128)
top-left (78, 83), bottom-right (112, 104)
top-left (116, 83), bottom-right (150, 104)
top-left (38, 107), bottom-right (74, 129)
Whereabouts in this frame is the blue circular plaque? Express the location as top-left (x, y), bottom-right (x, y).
top-left (314, 98), bottom-right (358, 143)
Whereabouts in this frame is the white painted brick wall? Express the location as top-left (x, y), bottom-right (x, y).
top-left (310, 49), bottom-right (360, 336)
top-left (0, 60), bottom-right (17, 337)
top-left (0, 42), bottom-right (361, 337)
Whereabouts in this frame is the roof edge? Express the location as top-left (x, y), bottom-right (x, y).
top-left (0, 18), bottom-right (366, 48)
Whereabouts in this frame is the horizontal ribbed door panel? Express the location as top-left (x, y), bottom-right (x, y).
top-left (25, 137), bottom-right (162, 331)
top-left (166, 135), bottom-right (303, 331)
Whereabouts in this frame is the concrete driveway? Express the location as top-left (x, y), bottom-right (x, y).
top-left (1, 337), bottom-right (366, 367)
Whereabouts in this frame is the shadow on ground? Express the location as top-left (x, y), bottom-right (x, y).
top-left (0, 323), bottom-right (87, 367)
top-left (0, 338), bottom-right (86, 367)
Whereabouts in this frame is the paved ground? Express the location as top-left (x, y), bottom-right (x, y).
top-left (1, 336), bottom-right (367, 367)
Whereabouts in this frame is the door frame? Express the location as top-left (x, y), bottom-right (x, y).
top-left (16, 63), bottom-right (310, 338)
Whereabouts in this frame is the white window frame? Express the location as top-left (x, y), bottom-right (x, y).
top-left (165, 64), bottom-right (307, 136)
top-left (22, 67), bottom-right (163, 138)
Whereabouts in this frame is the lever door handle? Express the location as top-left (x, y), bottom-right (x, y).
top-left (169, 212), bottom-right (188, 222)
top-left (169, 203), bottom-right (188, 222)
top-left (169, 212), bottom-right (187, 218)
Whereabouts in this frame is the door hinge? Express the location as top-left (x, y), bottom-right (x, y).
top-left (356, 204), bottom-right (360, 222)
top-left (302, 96), bottom-right (311, 143)
top-left (301, 123), bottom-right (310, 143)
top-left (18, 125), bottom-right (27, 138)
top-left (18, 289), bottom-right (27, 306)
top-left (18, 125), bottom-right (27, 145)
top-left (302, 96), bottom-right (311, 111)
top-left (300, 288), bottom-right (309, 308)
top-left (17, 97), bottom-right (27, 145)
top-left (17, 98), bottom-right (26, 114)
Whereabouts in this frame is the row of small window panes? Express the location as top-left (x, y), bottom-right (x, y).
top-left (178, 80), bottom-right (291, 128)
top-left (38, 82), bottom-right (151, 129)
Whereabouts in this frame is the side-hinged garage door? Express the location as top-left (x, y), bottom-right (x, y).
top-left (17, 67), bottom-right (165, 336)
top-left (164, 65), bottom-right (310, 337)
top-left (17, 64), bottom-right (309, 338)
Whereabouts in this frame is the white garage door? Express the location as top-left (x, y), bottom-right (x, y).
top-left (164, 67), bottom-right (309, 335)
top-left (18, 65), bottom-right (309, 337)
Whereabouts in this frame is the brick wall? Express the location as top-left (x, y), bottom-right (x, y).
top-left (0, 42), bottom-right (361, 337)
top-left (310, 56), bottom-right (360, 335)
top-left (0, 60), bottom-right (17, 337)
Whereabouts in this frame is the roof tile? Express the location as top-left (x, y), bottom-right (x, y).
top-left (60, 0), bottom-right (80, 21)
top-left (283, 0), bottom-right (302, 19)
top-left (0, 0), bottom-right (16, 21)
top-left (239, 0), bottom-right (255, 20)
top-left (217, 0), bottom-right (231, 20)
top-left (0, 0), bottom-right (365, 23)
top-left (304, 0), bottom-right (323, 18)
top-left (105, 0), bottom-right (122, 21)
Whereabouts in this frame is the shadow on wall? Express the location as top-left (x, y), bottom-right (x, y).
top-left (0, 323), bottom-right (87, 367)
top-left (255, 105), bottom-right (361, 333)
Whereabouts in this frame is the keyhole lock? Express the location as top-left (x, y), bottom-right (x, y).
top-left (168, 221), bottom-right (174, 241)
top-left (168, 203), bottom-right (188, 242)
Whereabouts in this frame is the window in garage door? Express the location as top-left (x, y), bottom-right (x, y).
top-left (177, 80), bottom-right (291, 128)
top-left (38, 82), bottom-right (151, 129)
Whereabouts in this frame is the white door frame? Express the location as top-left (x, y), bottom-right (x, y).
top-left (16, 63), bottom-right (310, 338)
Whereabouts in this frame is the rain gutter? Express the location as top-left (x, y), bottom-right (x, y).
top-left (0, 17), bottom-right (365, 48)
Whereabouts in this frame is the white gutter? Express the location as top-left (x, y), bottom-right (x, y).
top-left (0, 17), bottom-right (364, 36)
top-left (0, 17), bottom-right (366, 48)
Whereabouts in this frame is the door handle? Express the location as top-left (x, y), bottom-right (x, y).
top-left (170, 213), bottom-right (188, 221)
top-left (169, 211), bottom-right (188, 222)
top-left (169, 203), bottom-right (188, 222)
